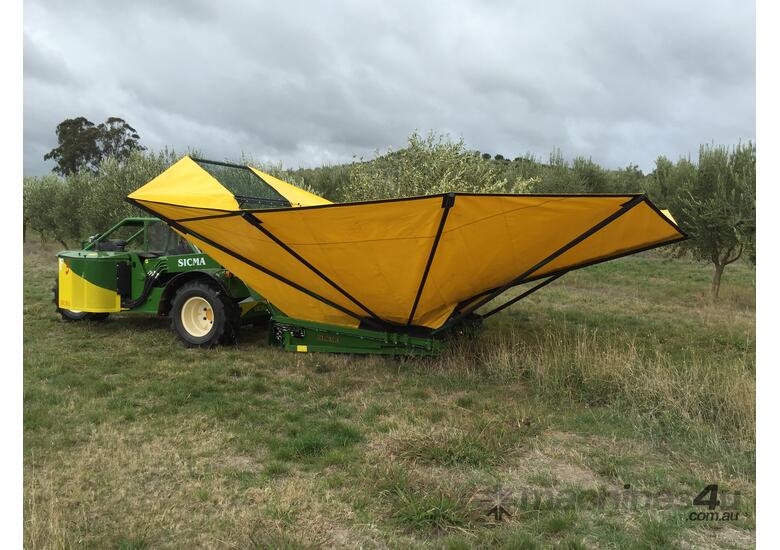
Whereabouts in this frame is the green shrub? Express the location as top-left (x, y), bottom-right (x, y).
top-left (344, 131), bottom-right (523, 201)
top-left (23, 149), bottom-right (178, 246)
top-left (23, 174), bottom-right (81, 247)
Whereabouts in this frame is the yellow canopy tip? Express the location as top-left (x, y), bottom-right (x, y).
top-left (660, 209), bottom-right (678, 225)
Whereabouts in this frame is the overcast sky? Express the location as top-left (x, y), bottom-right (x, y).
top-left (23, 0), bottom-right (755, 176)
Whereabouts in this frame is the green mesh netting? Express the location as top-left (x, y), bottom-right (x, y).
top-left (194, 159), bottom-right (291, 209)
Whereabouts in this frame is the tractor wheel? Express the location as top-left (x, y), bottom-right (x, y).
top-left (52, 279), bottom-right (109, 322)
top-left (170, 281), bottom-right (240, 348)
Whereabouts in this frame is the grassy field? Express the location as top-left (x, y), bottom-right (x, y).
top-left (23, 237), bottom-right (755, 549)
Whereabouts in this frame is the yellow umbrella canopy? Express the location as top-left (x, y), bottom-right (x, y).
top-left (128, 156), bottom-right (686, 331)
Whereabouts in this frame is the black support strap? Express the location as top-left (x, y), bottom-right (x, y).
top-left (433, 194), bottom-right (646, 334)
top-left (406, 193), bottom-right (455, 325)
top-left (240, 212), bottom-right (391, 328)
top-left (127, 198), bottom-right (384, 330)
top-left (481, 273), bottom-right (564, 319)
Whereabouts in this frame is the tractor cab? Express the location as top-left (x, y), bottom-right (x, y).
top-left (84, 217), bottom-right (194, 257)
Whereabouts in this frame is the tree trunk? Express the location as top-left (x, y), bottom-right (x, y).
top-left (711, 263), bottom-right (724, 300)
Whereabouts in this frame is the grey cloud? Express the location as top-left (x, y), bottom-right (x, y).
top-left (23, 0), bottom-right (754, 176)
top-left (23, 31), bottom-right (75, 87)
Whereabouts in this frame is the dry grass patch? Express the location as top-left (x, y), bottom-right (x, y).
top-left (433, 324), bottom-right (755, 444)
top-left (681, 525), bottom-right (755, 550)
top-left (26, 418), bottom-right (268, 548)
top-left (25, 416), bottom-right (379, 548)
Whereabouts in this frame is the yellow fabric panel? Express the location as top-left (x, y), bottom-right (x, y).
top-left (136, 202), bottom-right (231, 222)
top-left (176, 222), bottom-right (360, 328)
top-left (133, 199), bottom-right (363, 325)
top-left (128, 156), bottom-right (239, 211)
top-left (414, 195), bottom-right (629, 326)
top-left (132, 187), bottom-right (684, 330)
top-left (179, 198), bottom-right (443, 326)
top-left (534, 201), bottom-right (682, 278)
top-left (58, 258), bottom-right (120, 312)
top-left (248, 167), bottom-right (332, 207)
top-left (184, 214), bottom-right (357, 314)
top-left (138, 197), bottom-right (444, 327)
top-left (250, 196), bottom-right (444, 325)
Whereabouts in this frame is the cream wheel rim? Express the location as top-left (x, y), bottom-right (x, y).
top-left (181, 296), bottom-right (214, 337)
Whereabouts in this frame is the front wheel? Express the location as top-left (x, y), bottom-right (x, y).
top-left (170, 281), bottom-right (239, 348)
top-left (53, 280), bottom-right (109, 322)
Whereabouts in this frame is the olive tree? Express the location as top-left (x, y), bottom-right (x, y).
top-left (23, 175), bottom-right (80, 247)
top-left (667, 143), bottom-right (755, 299)
top-left (75, 149), bottom-right (177, 234)
top-left (346, 131), bottom-right (512, 201)
top-left (24, 149), bottom-right (178, 246)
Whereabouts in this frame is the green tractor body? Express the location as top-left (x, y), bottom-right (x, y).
top-left (56, 217), bottom-right (270, 346)
top-left (55, 217), bottom-right (442, 354)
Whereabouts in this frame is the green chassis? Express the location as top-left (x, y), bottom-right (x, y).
top-left (56, 217), bottom-right (443, 355)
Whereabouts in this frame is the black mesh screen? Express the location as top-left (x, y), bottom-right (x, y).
top-left (193, 158), bottom-right (291, 209)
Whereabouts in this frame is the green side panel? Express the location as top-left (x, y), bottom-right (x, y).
top-left (58, 251), bottom-right (130, 290)
top-left (132, 287), bottom-right (165, 314)
top-left (223, 274), bottom-right (252, 300)
top-left (269, 315), bottom-right (441, 356)
top-left (239, 299), bottom-right (271, 322)
top-left (253, 288), bottom-right (286, 317)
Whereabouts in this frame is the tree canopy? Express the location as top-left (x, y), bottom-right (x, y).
top-left (44, 116), bottom-right (145, 176)
top-left (650, 142), bottom-right (755, 298)
top-left (345, 131), bottom-right (516, 201)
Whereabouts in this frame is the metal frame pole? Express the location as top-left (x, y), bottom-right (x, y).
top-left (128, 198), bottom-right (383, 330)
top-left (406, 193), bottom-right (455, 325)
top-left (481, 273), bottom-right (564, 319)
top-left (433, 195), bottom-right (646, 334)
top-left (240, 212), bottom-right (390, 328)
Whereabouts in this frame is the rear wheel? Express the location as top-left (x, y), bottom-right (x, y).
top-left (53, 279), bottom-right (109, 322)
top-left (170, 281), bottom-right (239, 347)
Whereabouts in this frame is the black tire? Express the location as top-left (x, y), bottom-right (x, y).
top-left (52, 279), bottom-right (109, 322)
top-left (170, 281), bottom-right (240, 348)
